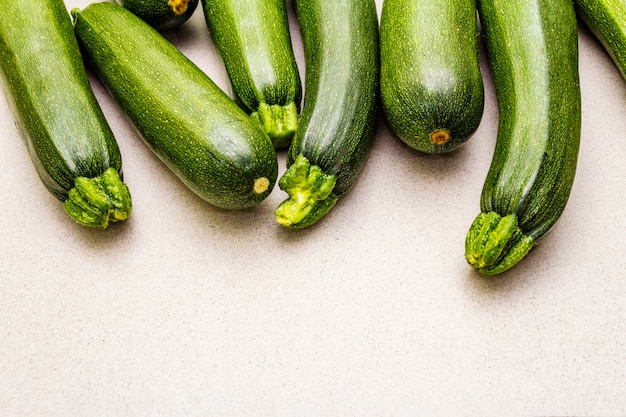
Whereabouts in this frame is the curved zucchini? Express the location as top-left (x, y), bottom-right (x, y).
top-left (274, 0), bottom-right (379, 228)
top-left (0, 0), bottom-right (131, 228)
top-left (200, 0), bottom-right (302, 148)
top-left (574, 0), bottom-right (626, 80)
top-left (464, 0), bottom-right (581, 275)
top-left (72, 2), bottom-right (277, 210)
top-left (380, 0), bottom-right (484, 154)
top-left (114, 0), bottom-right (199, 31)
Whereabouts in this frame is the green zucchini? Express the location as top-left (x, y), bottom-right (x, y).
top-left (574, 0), bottom-right (626, 80)
top-left (200, 0), bottom-right (302, 149)
top-left (274, 0), bottom-right (379, 228)
top-left (380, 0), bottom-right (484, 154)
top-left (0, 0), bottom-right (131, 228)
top-left (72, 2), bottom-right (277, 210)
top-left (114, 0), bottom-right (199, 31)
top-left (464, 0), bottom-right (581, 275)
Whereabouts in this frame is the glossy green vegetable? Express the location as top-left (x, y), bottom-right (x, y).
top-left (574, 0), bottom-right (626, 80)
top-left (380, 0), bottom-right (484, 153)
top-left (465, 0), bottom-right (581, 275)
top-left (114, 0), bottom-right (199, 31)
top-left (0, 0), bottom-right (131, 228)
top-left (201, 0), bottom-right (301, 148)
top-left (275, 0), bottom-right (379, 228)
top-left (72, 2), bottom-right (277, 210)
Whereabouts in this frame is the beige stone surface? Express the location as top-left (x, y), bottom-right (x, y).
top-left (0, 1), bottom-right (624, 416)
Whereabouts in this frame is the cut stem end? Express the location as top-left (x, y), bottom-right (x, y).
top-left (274, 154), bottom-right (338, 229)
top-left (430, 129), bottom-right (451, 146)
top-left (251, 102), bottom-right (298, 149)
top-left (253, 177), bottom-right (270, 194)
top-left (168, 0), bottom-right (190, 15)
top-left (64, 167), bottom-right (132, 229)
top-left (464, 212), bottom-right (535, 275)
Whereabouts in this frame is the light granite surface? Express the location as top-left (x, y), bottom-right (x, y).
top-left (1, 1), bottom-right (625, 416)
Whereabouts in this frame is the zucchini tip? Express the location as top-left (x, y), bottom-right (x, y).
top-left (464, 211), bottom-right (535, 275)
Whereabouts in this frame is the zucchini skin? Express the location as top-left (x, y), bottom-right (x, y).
top-left (73, 2), bottom-right (278, 210)
top-left (0, 0), bottom-right (131, 228)
top-left (275, 0), bottom-right (379, 228)
top-left (201, 0), bottom-right (302, 148)
top-left (465, 0), bottom-right (581, 275)
top-left (380, 0), bottom-right (484, 154)
top-left (574, 0), bottom-right (626, 80)
top-left (114, 0), bottom-right (199, 31)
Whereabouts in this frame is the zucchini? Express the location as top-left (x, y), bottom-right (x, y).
top-left (464, 0), bottom-right (581, 275)
top-left (114, 0), bottom-right (199, 31)
top-left (380, 0), bottom-right (484, 154)
top-left (200, 0), bottom-right (302, 149)
top-left (574, 0), bottom-right (626, 80)
top-left (0, 0), bottom-right (131, 228)
top-left (72, 2), bottom-right (278, 210)
top-left (274, 0), bottom-right (379, 228)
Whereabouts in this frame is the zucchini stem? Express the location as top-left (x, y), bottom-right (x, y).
top-left (64, 167), bottom-right (132, 228)
top-left (251, 102), bottom-right (298, 149)
top-left (168, 0), bottom-right (190, 15)
top-left (275, 154), bottom-right (338, 229)
top-left (430, 129), bottom-right (451, 146)
top-left (464, 211), bottom-right (535, 275)
top-left (253, 177), bottom-right (270, 194)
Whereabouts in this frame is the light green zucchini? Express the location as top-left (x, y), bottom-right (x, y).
top-left (0, 0), bottom-right (131, 228)
top-left (72, 2), bottom-right (277, 211)
top-left (574, 0), bottom-right (626, 81)
top-left (200, 0), bottom-right (302, 148)
top-left (464, 0), bottom-right (581, 275)
top-left (274, 0), bottom-right (380, 228)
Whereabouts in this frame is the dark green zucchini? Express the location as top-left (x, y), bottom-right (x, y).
top-left (200, 0), bottom-right (302, 148)
top-left (274, 0), bottom-right (379, 228)
top-left (114, 0), bottom-right (199, 31)
top-left (380, 0), bottom-right (484, 154)
top-left (72, 2), bottom-right (277, 210)
top-left (464, 0), bottom-right (581, 275)
top-left (574, 0), bottom-right (626, 80)
top-left (0, 0), bottom-right (131, 228)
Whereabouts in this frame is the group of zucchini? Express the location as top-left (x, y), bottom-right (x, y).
top-left (0, 0), bottom-right (624, 275)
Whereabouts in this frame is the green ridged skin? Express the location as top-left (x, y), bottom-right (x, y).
top-left (574, 0), bottom-right (626, 80)
top-left (73, 2), bottom-right (278, 211)
top-left (275, 0), bottom-right (379, 228)
top-left (201, 0), bottom-right (302, 148)
top-left (0, 0), bottom-right (131, 228)
top-left (380, 0), bottom-right (484, 154)
top-left (465, 0), bottom-right (581, 275)
top-left (115, 0), bottom-right (199, 31)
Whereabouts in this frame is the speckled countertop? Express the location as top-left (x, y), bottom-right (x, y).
top-left (1, 1), bottom-right (625, 416)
